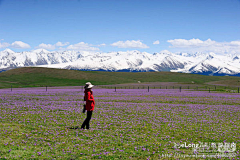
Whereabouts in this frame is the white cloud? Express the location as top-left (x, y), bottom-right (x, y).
top-left (37, 43), bottom-right (56, 50)
top-left (167, 38), bottom-right (216, 47)
top-left (167, 38), bottom-right (240, 54)
top-left (36, 42), bottom-right (70, 50)
top-left (230, 41), bottom-right (240, 46)
top-left (0, 42), bottom-right (10, 48)
top-left (153, 40), bottom-right (160, 45)
top-left (98, 43), bottom-right (106, 47)
top-left (11, 41), bottom-right (31, 49)
top-left (55, 42), bottom-right (69, 47)
top-left (111, 40), bottom-right (149, 49)
top-left (66, 42), bottom-right (100, 51)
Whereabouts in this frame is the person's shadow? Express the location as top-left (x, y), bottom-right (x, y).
top-left (67, 126), bottom-right (79, 129)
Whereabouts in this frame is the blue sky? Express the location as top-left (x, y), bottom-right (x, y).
top-left (0, 0), bottom-right (240, 54)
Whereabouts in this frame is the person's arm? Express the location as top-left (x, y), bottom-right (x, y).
top-left (86, 92), bottom-right (94, 101)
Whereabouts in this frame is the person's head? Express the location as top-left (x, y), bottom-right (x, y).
top-left (84, 82), bottom-right (94, 90)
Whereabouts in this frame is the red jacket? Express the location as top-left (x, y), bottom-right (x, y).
top-left (84, 89), bottom-right (95, 111)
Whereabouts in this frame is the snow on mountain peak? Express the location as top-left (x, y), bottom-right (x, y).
top-left (2, 48), bottom-right (15, 54)
top-left (205, 52), bottom-right (216, 60)
top-left (32, 49), bottom-right (50, 54)
top-left (159, 50), bottom-right (172, 54)
top-left (0, 50), bottom-right (240, 76)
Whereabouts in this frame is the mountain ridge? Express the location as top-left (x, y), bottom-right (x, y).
top-left (0, 48), bottom-right (240, 76)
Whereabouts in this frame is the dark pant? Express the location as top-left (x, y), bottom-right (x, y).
top-left (81, 111), bottom-right (93, 129)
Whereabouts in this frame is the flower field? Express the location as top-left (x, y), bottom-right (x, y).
top-left (0, 87), bottom-right (239, 159)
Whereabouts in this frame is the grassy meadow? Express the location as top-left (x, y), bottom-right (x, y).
top-left (0, 67), bottom-right (240, 89)
top-left (0, 87), bottom-right (239, 159)
top-left (0, 68), bottom-right (239, 159)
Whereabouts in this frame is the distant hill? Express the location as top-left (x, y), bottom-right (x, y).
top-left (0, 67), bottom-right (239, 89)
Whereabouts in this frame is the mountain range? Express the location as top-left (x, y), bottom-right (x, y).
top-left (0, 48), bottom-right (240, 76)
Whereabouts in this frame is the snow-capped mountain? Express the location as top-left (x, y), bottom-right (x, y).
top-left (0, 48), bottom-right (240, 76)
top-left (173, 52), bottom-right (240, 76)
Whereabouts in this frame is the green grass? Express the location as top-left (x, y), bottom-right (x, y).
top-left (0, 67), bottom-right (239, 89)
top-left (0, 88), bottom-right (239, 159)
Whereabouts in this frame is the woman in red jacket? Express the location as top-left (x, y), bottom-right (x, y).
top-left (81, 82), bottom-right (95, 130)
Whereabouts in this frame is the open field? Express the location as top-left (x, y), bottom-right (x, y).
top-left (0, 87), bottom-right (239, 159)
top-left (0, 67), bottom-right (240, 89)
